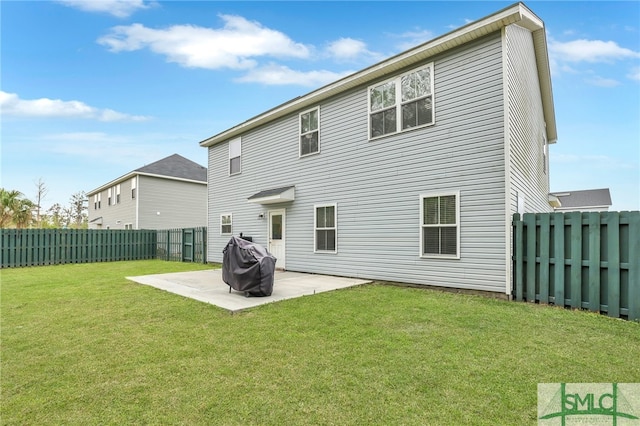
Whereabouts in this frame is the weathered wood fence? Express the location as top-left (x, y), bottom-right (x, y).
top-left (513, 211), bottom-right (639, 321)
top-left (1, 227), bottom-right (207, 268)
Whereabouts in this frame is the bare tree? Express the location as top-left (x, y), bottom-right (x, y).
top-left (33, 178), bottom-right (49, 228)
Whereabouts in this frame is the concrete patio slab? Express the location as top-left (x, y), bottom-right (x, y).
top-left (126, 269), bottom-right (371, 312)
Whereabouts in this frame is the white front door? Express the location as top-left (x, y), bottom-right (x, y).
top-left (268, 209), bottom-right (285, 269)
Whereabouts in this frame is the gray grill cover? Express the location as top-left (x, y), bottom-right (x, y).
top-left (222, 236), bottom-right (277, 297)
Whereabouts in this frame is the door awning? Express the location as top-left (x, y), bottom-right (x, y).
top-left (248, 185), bottom-right (295, 204)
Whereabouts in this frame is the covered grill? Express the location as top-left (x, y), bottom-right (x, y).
top-left (222, 236), bottom-right (277, 297)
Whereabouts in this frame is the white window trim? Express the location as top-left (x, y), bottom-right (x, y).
top-left (299, 106), bottom-right (321, 158)
top-left (220, 213), bottom-right (232, 235)
top-left (313, 203), bottom-right (337, 254)
top-left (115, 184), bottom-right (121, 205)
top-left (108, 188), bottom-right (112, 206)
top-left (131, 177), bottom-right (137, 199)
top-left (229, 137), bottom-right (241, 176)
top-left (419, 191), bottom-right (460, 260)
top-left (368, 62), bottom-right (435, 140)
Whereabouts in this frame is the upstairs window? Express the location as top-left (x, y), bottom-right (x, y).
top-left (108, 188), bottom-right (112, 206)
top-left (420, 192), bottom-right (459, 258)
top-left (131, 177), bottom-right (137, 199)
top-left (97, 193), bottom-right (101, 209)
top-left (93, 194), bottom-right (98, 210)
top-left (229, 138), bottom-right (241, 175)
top-left (369, 63), bottom-right (434, 139)
top-left (300, 107), bottom-right (320, 157)
top-left (314, 204), bottom-right (337, 253)
top-left (115, 184), bottom-right (121, 204)
top-left (220, 214), bottom-right (232, 234)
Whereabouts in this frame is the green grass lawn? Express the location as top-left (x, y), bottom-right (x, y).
top-left (2, 260), bottom-right (638, 425)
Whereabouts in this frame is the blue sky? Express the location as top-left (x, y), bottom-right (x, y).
top-left (2, 1), bottom-right (639, 212)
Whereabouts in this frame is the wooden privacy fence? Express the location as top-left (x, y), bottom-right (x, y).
top-left (513, 211), bottom-right (639, 321)
top-left (1, 227), bottom-right (207, 267)
top-left (1, 229), bottom-right (158, 267)
top-left (155, 227), bottom-right (207, 264)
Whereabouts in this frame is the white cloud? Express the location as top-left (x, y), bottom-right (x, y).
top-left (43, 132), bottom-right (169, 166)
top-left (0, 91), bottom-right (150, 122)
top-left (235, 63), bottom-right (353, 87)
top-left (98, 15), bottom-right (311, 70)
top-left (584, 76), bottom-right (620, 87)
top-left (551, 154), bottom-right (635, 169)
top-left (549, 39), bottom-right (640, 63)
top-left (57, 0), bottom-right (153, 18)
top-left (325, 38), bottom-right (375, 61)
top-left (628, 67), bottom-right (640, 81)
top-left (391, 29), bottom-right (435, 51)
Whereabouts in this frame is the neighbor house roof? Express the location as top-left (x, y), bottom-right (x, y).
top-left (199, 2), bottom-right (556, 148)
top-left (550, 189), bottom-right (612, 210)
top-left (87, 154), bottom-right (207, 196)
top-left (134, 154), bottom-right (207, 182)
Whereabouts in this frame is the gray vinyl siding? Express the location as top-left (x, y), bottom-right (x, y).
top-left (138, 176), bottom-right (207, 229)
top-left (208, 32), bottom-right (507, 292)
top-left (505, 24), bottom-right (552, 215)
top-left (88, 180), bottom-right (135, 229)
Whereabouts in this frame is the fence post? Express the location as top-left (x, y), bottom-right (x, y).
top-left (552, 213), bottom-right (565, 307)
top-left (629, 212), bottom-right (640, 321)
top-left (539, 214), bottom-right (550, 304)
top-left (202, 226), bottom-right (207, 264)
top-left (569, 212), bottom-right (582, 309)
top-left (607, 212), bottom-right (620, 318)
top-left (525, 213), bottom-right (537, 302)
top-left (588, 212), bottom-right (601, 313)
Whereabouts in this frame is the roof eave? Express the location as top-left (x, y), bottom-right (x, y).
top-left (87, 171), bottom-right (206, 196)
top-left (199, 2), bottom-right (556, 148)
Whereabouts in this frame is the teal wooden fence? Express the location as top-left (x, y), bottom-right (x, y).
top-left (1, 227), bottom-right (208, 268)
top-left (513, 211), bottom-right (639, 321)
top-left (155, 227), bottom-right (207, 264)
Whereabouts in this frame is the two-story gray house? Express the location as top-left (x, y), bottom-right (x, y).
top-left (199, 2), bottom-right (557, 295)
top-left (87, 154), bottom-right (207, 230)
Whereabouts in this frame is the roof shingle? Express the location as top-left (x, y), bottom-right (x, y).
top-left (135, 154), bottom-right (207, 182)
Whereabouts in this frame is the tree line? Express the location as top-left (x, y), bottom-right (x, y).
top-left (1, 180), bottom-right (88, 229)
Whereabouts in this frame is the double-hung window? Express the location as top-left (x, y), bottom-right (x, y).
top-left (369, 63), bottom-right (434, 139)
top-left (420, 192), bottom-right (459, 258)
top-left (131, 177), bottom-right (137, 199)
top-left (314, 204), bottom-right (337, 253)
top-left (229, 138), bottom-right (241, 175)
top-left (108, 188), bottom-right (112, 206)
top-left (115, 184), bottom-right (121, 204)
top-left (220, 214), bottom-right (232, 234)
top-left (300, 107), bottom-right (320, 157)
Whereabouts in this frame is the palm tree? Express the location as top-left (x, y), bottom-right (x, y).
top-left (1, 188), bottom-right (34, 228)
top-left (13, 199), bottom-right (35, 228)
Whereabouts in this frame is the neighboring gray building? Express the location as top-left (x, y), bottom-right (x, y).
top-left (199, 3), bottom-right (557, 295)
top-left (87, 154), bottom-right (207, 230)
top-left (550, 188), bottom-right (612, 212)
